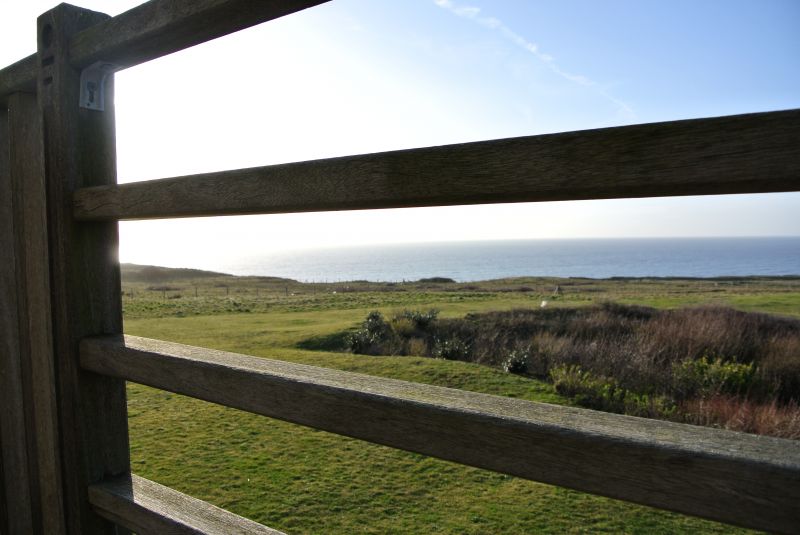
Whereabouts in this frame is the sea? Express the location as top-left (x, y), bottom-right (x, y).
top-left (215, 237), bottom-right (800, 283)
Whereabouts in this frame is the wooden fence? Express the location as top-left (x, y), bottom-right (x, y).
top-left (1, 1), bottom-right (798, 533)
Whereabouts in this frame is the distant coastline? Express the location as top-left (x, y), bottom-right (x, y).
top-left (123, 236), bottom-right (800, 283)
top-left (213, 237), bottom-right (800, 282)
top-left (120, 262), bottom-right (800, 285)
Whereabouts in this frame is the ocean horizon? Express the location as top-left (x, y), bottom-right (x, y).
top-left (200, 237), bottom-right (800, 283)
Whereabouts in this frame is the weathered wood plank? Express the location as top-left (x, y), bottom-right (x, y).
top-left (73, 109), bottom-right (800, 221)
top-left (89, 474), bottom-right (285, 535)
top-left (0, 444), bottom-right (7, 535)
top-left (0, 92), bottom-right (62, 534)
top-left (1, 0), bottom-right (330, 102)
top-left (0, 55), bottom-right (37, 105)
top-left (69, 0), bottom-right (330, 72)
top-left (5, 91), bottom-right (67, 535)
top-left (38, 5), bottom-right (131, 534)
top-left (82, 334), bottom-right (800, 534)
top-left (0, 93), bottom-right (35, 535)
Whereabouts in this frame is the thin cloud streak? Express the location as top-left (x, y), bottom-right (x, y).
top-left (433, 0), bottom-right (636, 120)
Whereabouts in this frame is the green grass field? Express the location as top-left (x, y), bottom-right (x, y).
top-left (122, 268), bottom-right (799, 533)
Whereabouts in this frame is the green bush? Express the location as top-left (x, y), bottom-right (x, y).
top-left (550, 365), bottom-right (620, 410)
top-left (390, 309), bottom-right (439, 339)
top-left (348, 310), bottom-right (441, 356)
top-left (623, 392), bottom-right (677, 419)
top-left (346, 311), bottom-right (393, 355)
top-left (396, 309), bottom-right (439, 330)
top-left (390, 317), bottom-right (417, 338)
top-left (344, 328), bottom-right (377, 354)
top-left (550, 365), bottom-right (675, 418)
top-left (672, 356), bottom-right (756, 400)
top-left (432, 337), bottom-right (470, 360)
top-left (502, 350), bottom-right (530, 375)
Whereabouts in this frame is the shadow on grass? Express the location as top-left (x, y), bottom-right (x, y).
top-left (296, 330), bottom-right (351, 352)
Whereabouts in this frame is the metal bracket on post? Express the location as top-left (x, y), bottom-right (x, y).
top-left (79, 61), bottom-right (118, 111)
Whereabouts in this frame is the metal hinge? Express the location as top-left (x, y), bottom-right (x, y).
top-left (79, 61), bottom-right (119, 111)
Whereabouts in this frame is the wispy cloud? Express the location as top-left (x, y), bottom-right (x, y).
top-left (433, 0), bottom-right (635, 119)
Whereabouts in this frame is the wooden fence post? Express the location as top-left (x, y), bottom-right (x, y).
top-left (0, 450), bottom-right (7, 533)
top-left (0, 92), bottom-right (35, 535)
top-left (37, 5), bottom-right (130, 534)
top-left (0, 91), bottom-right (68, 535)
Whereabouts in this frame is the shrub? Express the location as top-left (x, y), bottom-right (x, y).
top-left (390, 317), bottom-right (417, 338)
top-left (672, 356), bottom-right (756, 400)
top-left (405, 337), bottom-right (428, 356)
top-left (623, 392), bottom-right (677, 419)
top-left (392, 309), bottom-right (439, 335)
top-left (502, 350), bottom-right (530, 374)
top-left (526, 333), bottom-right (567, 378)
top-left (432, 337), bottom-right (470, 360)
top-left (364, 311), bottom-right (391, 336)
top-left (680, 396), bottom-right (800, 439)
top-left (418, 277), bottom-right (455, 283)
top-left (345, 329), bottom-right (376, 354)
top-left (550, 365), bottom-right (621, 411)
top-left (758, 336), bottom-right (800, 403)
top-left (341, 303), bottom-right (800, 404)
top-left (346, 311), bottom-right (394, 355)
top-left (550, 365), bottom-right (675, 418)
top-left (395, 309), bottom-right (439, 330)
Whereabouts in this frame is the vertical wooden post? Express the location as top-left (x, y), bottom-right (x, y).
top-left (0, 448), bottom-right (7, 533)
top-left (0, 92), bottom-right (68, 535)
top-left (0, 97), bottom-right (35, 535)
top-left (12, 91), bottom-right (67, 534)
top-left (37, 5), bottom-right (130, 534)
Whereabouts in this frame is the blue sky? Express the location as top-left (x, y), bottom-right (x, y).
top-left (2, 0), bottom-right (799, 268)
top-left (324, 0), bottom-right (800, 131)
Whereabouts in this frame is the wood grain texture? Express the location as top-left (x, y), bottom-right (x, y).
top-left (1, 92), bottom-right (67, 535)
top-left (82, 334), bottom-right (800, 534)
top-left (0, 96), bottom-right (35, 535)
top-left (0, 54), bottom-right (37, 105)
top-left (73, 109), bottom-right (800, 221)
top-left (69, 0), bottom-right (330, 72)
top-left (38, 5), bottom-right (131, 534)
top-left (1, 0), bottom-right (329, 102)
top-left (0, 441), bottom-right (6, 535)
top-left (89, 474), bottom-right (284, 535)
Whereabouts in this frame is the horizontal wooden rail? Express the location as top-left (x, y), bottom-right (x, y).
top-left (81, 335), bottom-right (800, 533)
top-left (0, 0), bottom-right (329, 102)
top-left (73, 109), bottom-right (800, 221)
top-left (89, 473), bottom-right (283, 534)
top-left (0, 55), bottom-right (37, 101)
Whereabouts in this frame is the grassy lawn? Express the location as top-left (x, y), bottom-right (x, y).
top-left (122, 270), bottom-right (800, 533)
